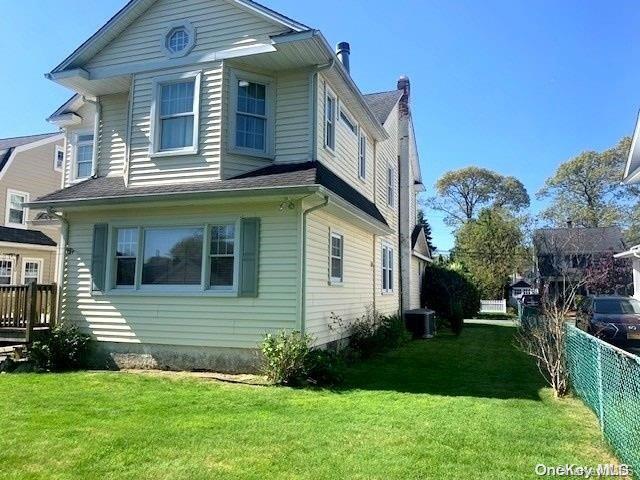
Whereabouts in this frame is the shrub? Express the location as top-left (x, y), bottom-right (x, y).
top-left (306, 349), bottom-right (346, 386)
top-left (261, 330), bottom-right (312, 385)
top-left (349, 311), bottom-right (410, 358)
top-left (421, 263), bottom-right (480, 334)
top-left (29, 325), bottom-right (91, 372)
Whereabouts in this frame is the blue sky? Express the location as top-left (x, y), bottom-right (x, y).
top-left (1, 1), bottom-right (639, 251)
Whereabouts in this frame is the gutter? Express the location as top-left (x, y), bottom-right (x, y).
top-left (299, 195), bottom-right (329, 334)
top-left (83, 96), bottom-right (101, 178)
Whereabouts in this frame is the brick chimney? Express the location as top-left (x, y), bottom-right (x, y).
top-left (397, 75), bottom-right (410, 116)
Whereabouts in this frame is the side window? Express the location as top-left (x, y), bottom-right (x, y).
top-left (330, 232), bottom-right (343, 284)
top-left (235, 81), bottom-right (267, 152)
top-left (382, 245), bottom-right (394, 293)
top-left (5, 189), bottom-right (29, 228)
top-left (387, 167), bottom-right (395, 207)
top-left (358, 132), bottom-right (367, 179)
top-left (74, 133), bottom-right (94, 179)
top-left (54, 145), bottom-right (64, 172)
top-left (0, 258), bottom-right (13, 284)
top-left (324, 89), bottom-right (336, 151)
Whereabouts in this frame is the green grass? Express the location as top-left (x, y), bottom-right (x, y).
top-left (0, 324), bottom-right (618, 479)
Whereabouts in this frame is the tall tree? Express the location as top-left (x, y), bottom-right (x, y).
top-left (427, 167), bottom-right (529, 227)
top-left (417, 209), bottom-right (437, 252)
top-left (537, 136), bottom-right (631, 228)
top-left (454, 208), bottom-right (525, 298)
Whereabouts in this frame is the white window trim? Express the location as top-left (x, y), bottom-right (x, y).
top-left (387, 166), bottom-right (396, 207)
top-left (161, 21), bottom-right (197, 59)
top-left (0, 256), bottom-right (15, 285)
top-left (324, 85), bottom-right (337, 153)
top-left (5, 189), bottom-right (29, 229)
top-left (106, 218), bottom-right (240, 296)
top-left (22, 258), bottom-right (43, 284)
top-left (149, 70), bottom-right (202, 158)
top-left (382, 244), bottom-right (394, 294)
top-left (329, 230), bottom-right (344, 285)
top-left (54, 145), bottom-right (65, 172)
top-left (358, 130), bottom-right (367, 180)
top-left (228, 69), bottom-right (275, 159)
top-left (71, 130), bottom-right (94, 182)
top-left (339, 104), bottom-right (357, 135)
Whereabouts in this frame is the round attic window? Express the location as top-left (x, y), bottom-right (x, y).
top-left (162, 22), bottom-right (196, 58)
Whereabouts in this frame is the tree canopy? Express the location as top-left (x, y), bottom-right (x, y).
top-left (428, 167), bottom-right (530, 227)
top-left (417, 209), bottom-right (437, 252)
top-left (537, 137), bottom-right (632, 228)
top-left (454, 208), bottom-right (525, 298)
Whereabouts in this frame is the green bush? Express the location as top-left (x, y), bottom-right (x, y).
top-left (261, 330), bottom-right (312, 385)
top-left (29, 325), bottom-right (91, 372)
top-left (349, 312), bottom-right (410, 358)
top-left (421, 263), bottom-right (480, 334)
top-left (306, 349), bottom-right (346, 385)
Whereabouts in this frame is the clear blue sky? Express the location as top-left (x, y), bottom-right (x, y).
top-left (1, 1), bottom-right (639, 251)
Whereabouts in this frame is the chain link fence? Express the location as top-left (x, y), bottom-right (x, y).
top-left (566, 324), bottom-right (640, 473)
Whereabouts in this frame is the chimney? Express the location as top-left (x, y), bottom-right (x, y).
top-left (397, 75), bottom-right (410, 115)
top-left (336, 42), bottom-right (350, 73)
top-left (567, 220), bottom-right (573, 228)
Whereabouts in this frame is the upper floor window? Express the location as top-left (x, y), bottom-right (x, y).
top-left (382, 245), bottom-right (394, 294)
top-left (5, 189), bottom-right (29, 228)
top-left (330, 232), bottom-right (343, 284)
top-left (324, 89), bottom-right (336, 151)
top-left (75, 133), bottom-right (94, 180)
top-left (358, 132), bottom-right (367, 180)
top-left (236, 81), bottom-right (267, 152)
top-left (54, 145), bottom-right (64, 172)
top-left (340, 108), bottom-right (357, 135)
top-left (387, 166), bottom-right (395, 207)
top-left (151, 72), bottom-right (201, 156)
top-left (162, 22), bottom-right (196, 58)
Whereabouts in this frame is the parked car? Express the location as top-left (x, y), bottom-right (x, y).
top-left (575, 296), bottom-right (640, 345)
top-left (520, 294), bottom-right (542, 307)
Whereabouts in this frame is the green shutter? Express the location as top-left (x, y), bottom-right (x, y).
top-left (91, 223), bottom-right (108, 292)
top-left (239, 218), bottom-right (260, 297)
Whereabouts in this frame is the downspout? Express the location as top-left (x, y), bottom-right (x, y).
top-left (83, 96), bottom-right (101, 178)
top-left (299, 194), bottom-right (329, 334)
top-left (311, 59), bottom-right (335, 160)
top-left (47, 207), bottom-right (69, 326)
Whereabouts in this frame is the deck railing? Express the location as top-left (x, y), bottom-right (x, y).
top-left (0, 283), bottom-right (57, 342)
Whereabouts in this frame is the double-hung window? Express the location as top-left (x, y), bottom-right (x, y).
top-left (358, 133), bottom-right (367, 179)
top-left (23, 259), bottom-right (41, 284)
top-left (210, 224), bottom-right (236, 289)
top-left (330, 232), bottom-right (343, 284)
top-left (152, 72), bottom-right (200, 155)
top-left (235, 80), bottom-right (267, 152)
top-left (325, 89), bottom-right (336, 151)
top-left (75, 133), bottom-right (94, 179)
top-left (6, 190), bottom-right (28, 228)
top-left (382, 245), bottom-right (394, 294)
top-left (387, 166), bottom-right (395, 207)
top-left (115, 228), bottom-right (138, 287)
top-left (0, 258), bottom-right (12, 285)
top-left (54, 145), bottom-right (64, 172)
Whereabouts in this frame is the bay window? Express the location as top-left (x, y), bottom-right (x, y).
top-left (115, 228), bottom-right (138, 287)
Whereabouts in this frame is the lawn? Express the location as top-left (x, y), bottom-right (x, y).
top-left (0, 323), bottom-right (618, 479)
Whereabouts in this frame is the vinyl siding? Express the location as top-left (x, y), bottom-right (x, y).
top-left (128, 63), bottom-right (223, 186)
top-left (85, 0), bottom-right (289, 72)
top-left (375, 236), bottom-right (400, 316)
top-left (0, 248), bottom-right (57, 284)
top-left (305, 208), bottom-right (374, 346)
top-left (410, 256), bottom-right (424, 309)
top-left (316, 74), bottom-right (375, 202)
top-left (97, 93), bottom-right (129, 177)
top-left (60, 201), bottom-right (300, 348)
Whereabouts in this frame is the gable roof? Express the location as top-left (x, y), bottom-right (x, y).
top-left (411, 225), bottom-right (432, 260)
top-left (31, 161), bottom-right (388, 227)
top-left (49, 0), bottom-right (309, 75)
top-left (0, 132), bottom-right (61, 174)
top-left (533, 227), bottom-right (626, 255)
top-left (0, 226), bottom-right (56, 247)
top-left (363, 90), bottom-right (403, 124)
top-left (623, 109), bottom-right (640, 184)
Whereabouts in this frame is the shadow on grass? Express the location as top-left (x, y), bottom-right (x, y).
top-left (338, 323), bottom-right (546, 401)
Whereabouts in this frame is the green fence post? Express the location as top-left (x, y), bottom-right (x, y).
top-left (596, 343), bottom-right (604, 433)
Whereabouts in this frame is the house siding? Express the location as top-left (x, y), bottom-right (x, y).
top-left (410, 256), bottom-right (424, 309)
top-left (85, 0), bottom-right (289, 72)
top-left (97, 93), bottom-right (129, 178)
top-left (304, 208), bottom-right (374, 346)
top-left (0, 248), bottom-right (57, 285)
top-left (60, 201), bottom-right (300, 349)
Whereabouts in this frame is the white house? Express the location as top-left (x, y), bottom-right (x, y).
top-left (30, 0), bottom-right (429, 371)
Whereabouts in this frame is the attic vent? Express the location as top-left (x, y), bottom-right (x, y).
top-left (162, 22), bottom-right (196, 58)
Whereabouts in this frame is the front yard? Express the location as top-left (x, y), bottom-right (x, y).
top-left (0, 324), bottom-right (618, 479)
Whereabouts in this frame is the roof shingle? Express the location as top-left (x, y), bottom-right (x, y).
top-left (363, 90), bottom-right (403, 123)
top-left (0, 226), bottom-right (56, 247)
top-left (533, 227), bottom-right (626, 255)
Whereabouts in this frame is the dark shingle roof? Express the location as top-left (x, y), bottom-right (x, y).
top-left (411, 224), bottom-right (431, 258)
top-left (363, 90), bottom-right (403, 123)
top-left (510, 280), bottom-right (532, 289)
top-left (0, 132), bottom-right (60, 173)
top-left (0, 226), bottom-right (56, 247)
top-left (533, 227), bottom-right (626, 255)
top-left (33, 161), bottom-right (388, 226)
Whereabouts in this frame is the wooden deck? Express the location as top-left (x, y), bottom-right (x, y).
top-left (0, 284), bottom-right (57, 343)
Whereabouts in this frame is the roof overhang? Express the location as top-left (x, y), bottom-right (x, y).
top-left (412, 251), bottom-right (432, 262)
top-left (623, 109), bottom-right (640, 184)
top-left (614, 245), bottom-right (640, 259)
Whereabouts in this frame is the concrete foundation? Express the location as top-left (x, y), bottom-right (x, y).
top-left (89, 342), bottom-right (262, 373)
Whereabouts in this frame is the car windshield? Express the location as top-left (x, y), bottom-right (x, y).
top-left (594, 298), bottom-right (640, 315)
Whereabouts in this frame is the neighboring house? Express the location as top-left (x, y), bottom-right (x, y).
top-left (410, 224), bottom-right (432, 308)
top-left (508, 279), bottom-right (535, 306)
top-left (0, 133), bottom-right (63, 286)
top-left (533, 225), bottom-right (627, 296)
top-left (615, 114), bottom-right (640, 297)
top-left (31, 0), bottom-right (425, 370)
